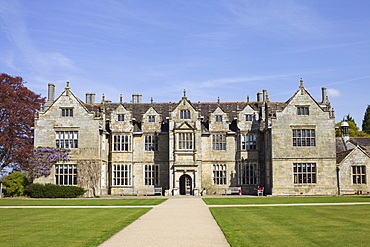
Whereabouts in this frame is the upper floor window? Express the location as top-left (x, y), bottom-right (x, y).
top-left (246, 114), bottom-right (253, 121)
top-left (212, 135), bottom-right (226, 150)
top-left (145, 135), bottom-right (158, 151)
top-left (113, 135), bottom-right (132, 151)
top-left (293, 163), bottom-right (316, 184)
top-left (148, 115), bottom-right (155, 122)
top-left (352, 166), bottom-right (366, 184)
top-left (297, 107), bottom-right (309, 115)
top-left (180, 110), bottom-right (191, 119)
top-left (293, 129), bottom-right (315, 147)
top-left (241, 134), bottom-right (257, 150)
top-left (215, 115), bottom-right (223, 122)
top-left (118, 114), bottom-right (125, 121)
top-left (56, 131), bottom-right (78, 148)
top-left (61, 108), bottom-right (73, 117)
top-left (178, 133), bottom-right (193, 150)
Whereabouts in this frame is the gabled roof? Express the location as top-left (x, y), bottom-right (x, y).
top-left (336, 145), bottom-right (370, 165)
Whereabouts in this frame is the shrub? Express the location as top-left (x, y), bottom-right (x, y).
top-left (3, 172), bottom-right (28, 197)
top-left (29, 183), bottom-right (86, 198)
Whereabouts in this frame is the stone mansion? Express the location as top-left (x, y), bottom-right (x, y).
top-left (33, 79), bottom-right (369, 196)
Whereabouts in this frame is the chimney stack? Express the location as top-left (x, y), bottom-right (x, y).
top-left (321, 87), bottom-right (328, 104)
top-left (85, 93), bottom-right (96, 104)
top-left (257, 92), bottom-right (263, 102)
top-left (132, 94), bottom-right (142, 103)
top-left (47, 83), bottom-right (55, 103)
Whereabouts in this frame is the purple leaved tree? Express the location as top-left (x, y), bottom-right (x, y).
top-left (28, 148), bottom-right (71, 182)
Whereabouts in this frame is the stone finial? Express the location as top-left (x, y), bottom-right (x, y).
top-left (183, 89), bottom-right (187, 97)
top-left (217, 97), bottom-right (220, 103)
top-left (246, 95), bottom-right (250, 102)
top-left (66, 81), bottom-right (70, 88)
top-left (300, 78), bottom-right (304, 88)
top-left (102, 93), bottom-right (105, 103)
top-left (151, 97), bottom-right (153, 104)
top-left (120, 94), bottom-right (123, 104)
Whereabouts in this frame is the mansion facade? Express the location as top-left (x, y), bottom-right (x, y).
top-left (34, 79), bottom-right (364, 196)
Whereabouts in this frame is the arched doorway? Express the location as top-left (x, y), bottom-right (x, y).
top-left (179, 174), bottom-right (192, 195)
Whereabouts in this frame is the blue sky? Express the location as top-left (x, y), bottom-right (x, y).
top-left (1, 0), bottom-right (370, 127)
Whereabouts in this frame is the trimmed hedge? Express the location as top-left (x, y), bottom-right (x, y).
top-left (29, 183), bottom-right (86, 198)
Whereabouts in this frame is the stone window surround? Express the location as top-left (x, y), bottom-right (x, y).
top-left (241, 134), bottom-right (257, 150)
top-left (145, 135), bottom-right (159, 151)
top-left (213, 164), bottom-right (227, 185)
top-left (55, 164), bottom-right (77, 186)
top-left (297, 105), bottom-right (310, 115)
top-left (292, 126), bottom-right (316, 147)
top-left (112, 164), bottom-right (132, 186)
top-left (212, 134), bottom-right (227, 151)
top-left (238, 162), bottom-right (258, 185)
top-left (113, 134), bottom-right (132, 152)
top-left (352, 166), bottom-right (366, 184)
top-left (144, 164), bottom-right (159, 186)
top-left (293, 163), bottom-right (317, 184)
top-left (61, 107), bottom-right (73, 117)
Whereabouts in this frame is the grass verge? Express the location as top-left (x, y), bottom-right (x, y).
top-left (210, 205), bottom-right (370, 247)
top-left (203, 196), bottom-right (370, 205)
top-left (0, 208), bottom-right (150, 247)
top-left (0, 198), bottom-right (166, 206)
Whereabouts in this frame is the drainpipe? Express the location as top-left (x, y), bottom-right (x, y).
top-left (336, 167), bottom-right (340, 195)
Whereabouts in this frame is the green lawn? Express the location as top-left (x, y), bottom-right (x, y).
top-left (203, 196), bottom-right (370, 205)
top-left (0, 208), bottom-right (150, 247)
top-left (211, 205), bottom-right (370, 247)
top-left (0, 198), bottom-right (166, 206)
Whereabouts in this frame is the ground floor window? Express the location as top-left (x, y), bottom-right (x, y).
top-left (352, 166), bottom-right (366, 184)
top-left (213, 164), bottom-right (227, 185)
top-left (144, 164), bottom-right (159, 185)
top-left (293, 163), bottom-right (316, 184)
top-left (238, 162), bottom-right (258, 185)
top-left (112, 164), bottom-right (132, 186)
top-left (55, 165), bottom-right (77, 185)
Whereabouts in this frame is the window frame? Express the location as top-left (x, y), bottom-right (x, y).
top-left (292, 129), bottom-right (316, 147)
top-left (241, 134), bottom-right (257, 150)
top-left (352, 166), bottom-right (366, 184)
top-left (293, 163), bottom-right (317, 184)
top-left (55, 164), bottom-right (77, 186)
top-left (180, 110), bottom-right (191, 119)
top-left (238, 162), bottom-right (258, 185)
top-left (113, 134), bottom-right (132, 152)
top-left (55, 131), bottom-right (78, 149)
top-left (61, 108), bottom-right (73, 117)
top-left (215, 115), bottom-right (223, 122)
top-left (148, 115), bottom-right (155, 122)
top-left (117, 114), bottom-right (125, 121)
top-left (212, 134), bottom-right (227, 151)
top-left (297, 106), bottom-right (309, 115)
top-left (144, 164), bottom-right (159, 186)
top-left (178, 133), bottom-right (193, 150)
top-left (213, 164), bottom-right (227, 185)
top-left (145, 135), bottom-right (159, 151)
top-left (112, 164), bottom-right (132, 186)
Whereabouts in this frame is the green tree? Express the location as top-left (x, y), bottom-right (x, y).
top-left (362, 105), bottom-right (370, 135)
top-left (336, 119), bottom-right (370, 137)
top-left (3, 172), bottom-right (28, 197)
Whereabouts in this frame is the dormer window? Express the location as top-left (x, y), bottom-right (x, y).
top-left (180, 110), bottom-right (190, 119)
top-left (118, 114), bottom-right (125, 121)
top-left (297, 107), bottom-right (309, 115)
top-left (246, 114), bottom-right (253, 121)
top-left (148, 115), bottom-right (155, 122)
top-left (61, 108), bottom-right (73, 117)
top-left (215, 115), bottom-right (223, 122)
